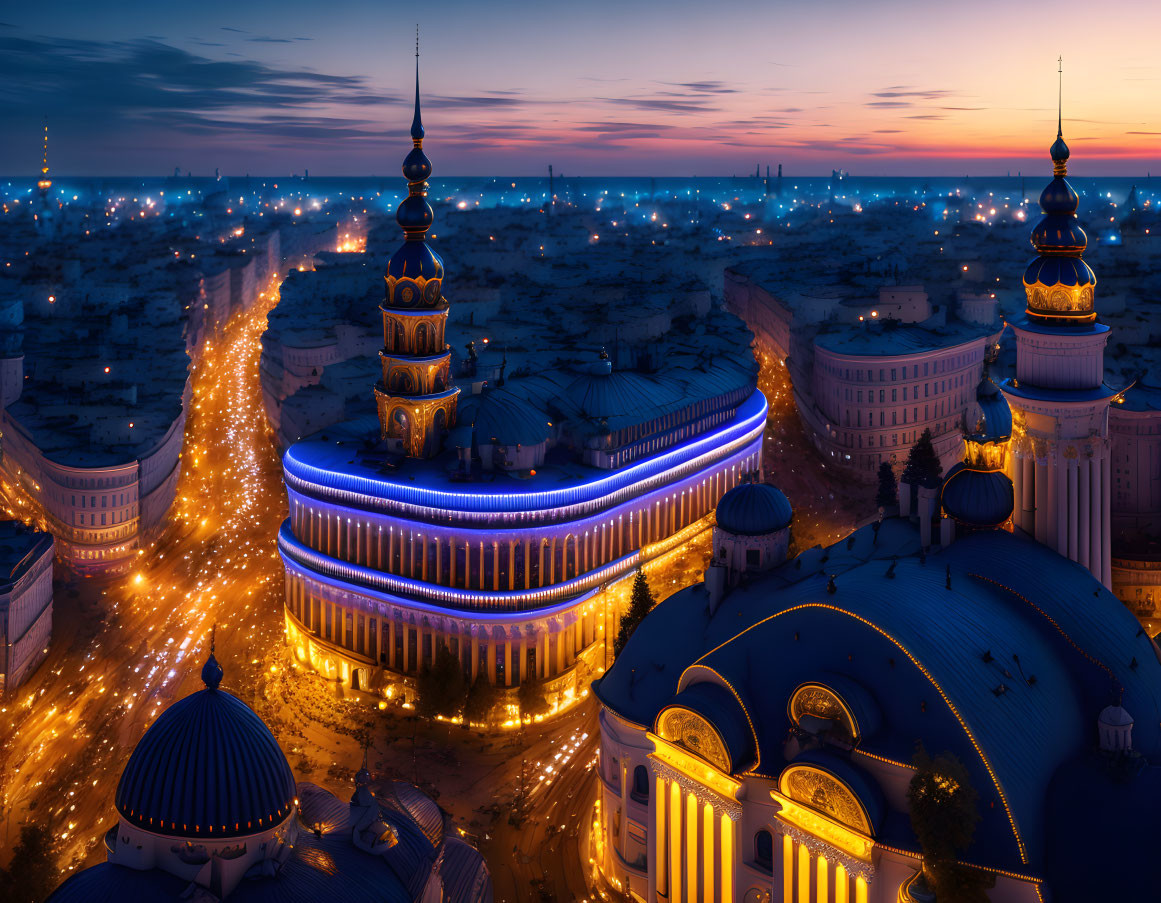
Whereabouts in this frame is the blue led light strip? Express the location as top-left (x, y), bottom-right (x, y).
top-left (284, 388), bottom-right (768, 524)
top-left (279, 436), bottom-right (761, 613)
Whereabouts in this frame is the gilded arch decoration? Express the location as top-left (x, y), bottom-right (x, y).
top-left (778, 764), bottom-right (873, 835)
top-left (656, 707), bottom-right (731, 772)
top-left (788, 682), bottom-right (859, 742)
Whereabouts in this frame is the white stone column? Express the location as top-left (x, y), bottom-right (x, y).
top-left (1067, 454), bottom-right (1079, 562)
top-left (1101, 445), bottom-right (1112, 589)
top-left (1054, 448), bottom-right (1067, 555)
top-left (1079, 455), bottom-right (1091, 570)
top-left (1034, 453), bottom-right (1048, 543)
top-left (1090, 454), bottom-right (1103, 582)
top-left (1020, 453), bottom-right (1035, 534)
top-left (650, 775), bottom-right (667, 903)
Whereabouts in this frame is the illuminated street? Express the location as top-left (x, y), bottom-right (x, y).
top-left (0, 277), bottom-right (290, 875)
top-left (0, 247), bottom-right (864, 895)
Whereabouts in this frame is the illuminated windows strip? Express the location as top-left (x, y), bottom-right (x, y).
top-left (279, 499), bottom-right (705, 615)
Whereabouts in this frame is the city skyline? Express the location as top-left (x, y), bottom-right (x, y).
top-left (3, 0), bottom-right (1160, 177)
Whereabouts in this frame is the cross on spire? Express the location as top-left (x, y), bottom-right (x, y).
top-left (1057, 55), bottom-right (1063, 138)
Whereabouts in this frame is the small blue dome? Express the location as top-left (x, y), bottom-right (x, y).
top-left (402, 145), bottom-right (432, 183)
top-left (1023, 254), bottom-right (1095, 289)
top-left (396, 193), bottom-right (433, 232)
top-left (458, 389), bottom-right (550, 447)
top-left (115, 675), bottom-right (297, 838)
top-left (1039, 176), bottom-right (1078, 215)
top-left (941, 463), bottom-right (1014, 527)
top-left (716, 482), bottom-right (793, 536)
top-left (1031, 213), bottom-right (1087, 254)
top-left (386, 240), bottom-right (444, 286)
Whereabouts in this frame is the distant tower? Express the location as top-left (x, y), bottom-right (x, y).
top-left (1001, 60), bottom-right (1115, 588)
top-left (374, 35), bottom-right (459, 458)
top-left (548, 164), bottom-right (554, 214)
top-left (35, 119), bottom-right (55, 239)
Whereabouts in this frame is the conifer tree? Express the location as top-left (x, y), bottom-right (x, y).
top-left (614, 569), bottom-right (656, 657)
top-left (876, 461), bottom-right (898, 510)
top-left (902, 428), bottom-right (943, 488)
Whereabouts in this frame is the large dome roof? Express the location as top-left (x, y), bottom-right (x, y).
top-left (716, 481), bottom-right (793, 536)
top-left (114, 655), bottom-right (297, 839)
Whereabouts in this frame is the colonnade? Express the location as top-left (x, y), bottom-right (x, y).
top-left (290, 463), bottom-right (750, 593)
top-left (776, 833), bottom-right (868, 903)
top-left (1011, 437), bottom-right (1112, 588)
top-left (649, 770), bottom-right (738, 903)
top-left (284, 569), bottom-right (599, 685)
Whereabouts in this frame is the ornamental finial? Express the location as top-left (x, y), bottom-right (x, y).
top-left (1050, 56), bottom-right (1069, 175)
top-left (411, 25), bottom-right (424, 143)
top-left (201, 624), bottom-right (223, 689)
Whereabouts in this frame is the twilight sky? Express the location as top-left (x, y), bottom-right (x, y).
top-left (2, 0), bottom-right (1159, 177)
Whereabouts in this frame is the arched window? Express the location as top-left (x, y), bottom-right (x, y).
top-left (631, 765), bottom-right (649, 802)
top-left (754, 829), bottom-right (773, 873)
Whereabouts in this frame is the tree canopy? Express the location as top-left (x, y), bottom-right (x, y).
top-left (876, 461), bottom-right (898, 510)
top-left (0, 823), bottom-right (58, 903)
top-left (415, 643), bottom-right (467, 720)
top-left (902, 428), bottom-right (943, 489)
top-left (463, 671), bottom-right (499, 726)
top-left (907, 745), bottom-right (994, 902)
top-left (614, 569), bottom-right (656, 657)
top-left (517, 677), bottom-right (551, 721)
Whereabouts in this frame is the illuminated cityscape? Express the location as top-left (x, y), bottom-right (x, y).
top-left (1, 5), bottom-right (1160, 903)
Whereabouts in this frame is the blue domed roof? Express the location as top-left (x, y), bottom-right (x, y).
top-left (115, 663), bottom-right (297, 838)
top-left (457, 388), bottom-right (550, 447)
top-left (1038, 175), bottom-right (1077, 216)
top-left (716, 482), bottom-right (793, 536)
top-left (1023, 254), bottom-right (1095, 289)
top-left (940, 462), bottom-right (1014, 527)
top-left (1031, 214), bottom-right (1087, 254)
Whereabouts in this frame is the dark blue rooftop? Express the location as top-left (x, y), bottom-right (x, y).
top-left (715, 481), bottom-right (793, 535)
top-left (115, 673), bottom-right (297, 839)
top-left (595, 518), bottom-right (1161, 884)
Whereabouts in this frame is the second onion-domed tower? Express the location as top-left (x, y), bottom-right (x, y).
top-left (1001, 70), bottom-right (1117, 588)
top-left (374, 45), bottom-right (459, 458)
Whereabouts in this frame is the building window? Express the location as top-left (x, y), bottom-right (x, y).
top-left (631, 765), bottom-right (649, 802)
top-left (755, 829), bottom-right (774, 873)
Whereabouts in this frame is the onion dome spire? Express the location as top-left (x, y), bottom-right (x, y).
top-left (385, 27), bottom-right (444, 308)
top-left (1022, 57), bottom-right (1096, 325)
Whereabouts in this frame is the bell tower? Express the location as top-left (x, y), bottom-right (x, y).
top-left (374, 35), bottom-right (459, 458)
top-left (1001, 61), bottom-right (1116, 587)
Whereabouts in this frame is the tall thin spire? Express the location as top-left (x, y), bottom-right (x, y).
top-left (37, 118), bottom-right (52, 192)
top-left (411, 25), bottom-right (424, 142)
top-left (1049, 56), bottom-right (1069, 176)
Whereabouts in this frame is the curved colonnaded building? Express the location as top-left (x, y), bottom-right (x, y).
top-left (276, 63), bottom-right (764, 705)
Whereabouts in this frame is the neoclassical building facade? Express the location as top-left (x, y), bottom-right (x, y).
top-left (277, 65), bottom-right (763, 702)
